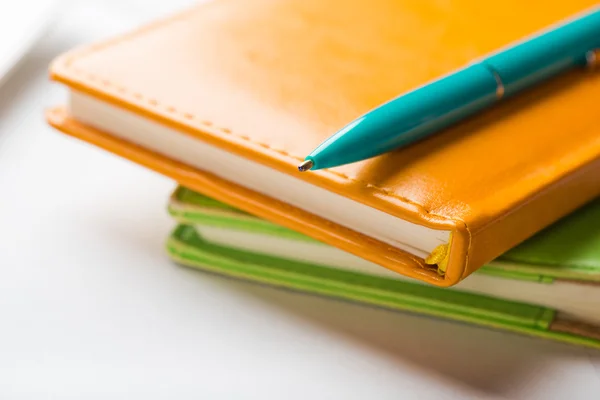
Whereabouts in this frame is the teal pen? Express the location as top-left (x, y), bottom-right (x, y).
top-left (299, 7), bottom-right (600, 172)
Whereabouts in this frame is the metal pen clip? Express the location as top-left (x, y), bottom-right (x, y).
top-left (490, 70), bottom-right (505, 99)
top-left (586, 49), bottom-right (600, 69)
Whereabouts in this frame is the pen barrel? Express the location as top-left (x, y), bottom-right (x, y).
top-left (483, 7), bottom-right (600, 96)
top-left (305, 6), bottom-right (600, 170)
top-left (306, 64), bottom-right (499, 169)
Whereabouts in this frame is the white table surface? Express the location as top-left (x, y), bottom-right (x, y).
top-left (1, 1), bottom-right (599, 399)
top-left (0, 0), bottom-right (58, 87)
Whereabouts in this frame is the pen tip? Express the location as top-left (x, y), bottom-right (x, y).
top-left (298, 160), bottom-right (314, 172)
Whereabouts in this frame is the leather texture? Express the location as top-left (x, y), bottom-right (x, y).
top-left (48, 0), bottom-right (600, 286)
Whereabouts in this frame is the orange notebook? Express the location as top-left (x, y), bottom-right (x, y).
top-left (47, 0), bottom-right (600, 286)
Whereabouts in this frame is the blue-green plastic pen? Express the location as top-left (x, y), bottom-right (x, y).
top-left (299, 7), bottom-right (600, 172)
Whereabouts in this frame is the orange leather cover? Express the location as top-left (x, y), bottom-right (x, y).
top-left (47, 0), bottom-right (600, 286)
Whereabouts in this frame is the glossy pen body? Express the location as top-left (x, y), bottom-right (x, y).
top-left (300, 7), bottom-right (600, 171)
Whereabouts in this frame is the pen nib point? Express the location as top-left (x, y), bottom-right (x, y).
top-left (298, 160), bottom-right (314, 172)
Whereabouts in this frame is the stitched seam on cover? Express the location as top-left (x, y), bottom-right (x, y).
top-left (63, 67), bottom-right (463, 222)
top-left (456, 218), bottom-right (471, 275)
top-left (66, 65), bottom-right (450, 218)
top-left (58, 8), bottom-right (469, 248)
top-left (502, 257), bottom-right (600, 271)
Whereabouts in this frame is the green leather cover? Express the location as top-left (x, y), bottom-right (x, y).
top-left (166, 224), bottom-right (600, 349)
top-left (165, 186), bottom-right (600, 348)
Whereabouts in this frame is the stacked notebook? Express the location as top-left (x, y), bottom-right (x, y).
top-left (46, 0), bottom-right (600, 347)
top-left (165, 186), bottom-right (600, 349)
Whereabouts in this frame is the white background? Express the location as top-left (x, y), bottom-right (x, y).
top-left (0, 1), bottom-right (599, 398)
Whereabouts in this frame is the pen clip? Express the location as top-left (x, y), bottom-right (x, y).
top-left (586, 49), bottom-right (600, 70)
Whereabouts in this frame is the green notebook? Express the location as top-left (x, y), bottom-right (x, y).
top-left (166, 186), bottom-right (600, 349)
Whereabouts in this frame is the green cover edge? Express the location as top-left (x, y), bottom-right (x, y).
top-left (165, 225), bottom-right (600, 349)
